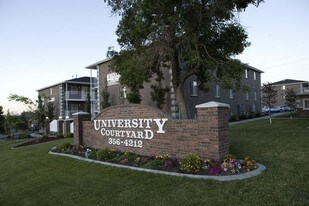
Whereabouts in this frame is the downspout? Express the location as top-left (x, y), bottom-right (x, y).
top-left (90, 68), bottom-right (93, 117)
top-left (66, 82), bottom-right (68, 119)
top-left (97, 65), bottom-right (100, 112)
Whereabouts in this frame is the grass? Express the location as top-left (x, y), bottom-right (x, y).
top-left (0, 119), bottom-right (308, 205)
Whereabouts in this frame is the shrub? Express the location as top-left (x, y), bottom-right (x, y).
top-left (64, 133), bottom-right (73, 138)
top-left (248, 112), bottom-right (255, 119)
top-left (239, 114), bottom-right (248, 120)
top-left (142, 158), bottom-right (164, 170)
top-left (96, 149), bottom-right (117, 161)
top-left (59, 142), bottom-right (72, 151)
top-left (133, 156), bottom-right (151, 166)
top-left (56, 133), bottom-right (64, 139)
top-left (230, 113), bottom-right (237, 121)
top-left (121, 151), bottom-right (139, 163)
top-left (180, 153), bottom-right (202, 174)
top-left (87, 150), bottom-right (97, 159)
top-left (19, 133), bottom-right (31, 139)
top-left (41, 135), bottom-right (49, 140)
top-left (71, 145), bottom-right (85, 156)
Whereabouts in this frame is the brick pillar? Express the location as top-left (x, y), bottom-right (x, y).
top-left (57, 120), bottom-right (64, 134)
top-left (45, 118), bottom-right (50, 135)
top-left (73, 112), bottom-right (91, 146)
top-left (63, 120), bottom-right (72, 134)
top-left (196, 101), bottom-right (230, 161)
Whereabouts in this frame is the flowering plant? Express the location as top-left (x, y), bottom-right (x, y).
top-left (243, 156), bottom-right (257, 172)
top-left (180, 153), bottom-right (202, 174)
top-left (220, 159), bottom-right (242, 175)
top-left (204, 159), bottom-right (221, 175)
top-left (52, 143), bottom-right (259, 176)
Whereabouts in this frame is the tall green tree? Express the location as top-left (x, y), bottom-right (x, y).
top-left (101, 78), bottom-right (111, 109)
top-left (84, 92), bottom-right (92, 114)
top-left (8, 94), bottom-right (46, 130)
top-left (47, 102), bottom-right (55, 120)
top-left (36, 95), bottom-right (46, 130)
top-left (5, 110), bottom-right (19, 136)
top-left (261, 83), bottom-right (278, 124)
top-left (285, 88), bottom-right (298, 119)
top-left (8, 94), bottom-right (35, 110)
top-left (105, 0), bottom-right (263, 118)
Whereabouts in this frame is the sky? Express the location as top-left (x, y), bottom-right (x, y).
top-left (0, 0), bottom-right (308, 114)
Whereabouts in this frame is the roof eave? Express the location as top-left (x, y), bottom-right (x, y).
top-left (85, 58), bottom-right (112, 70)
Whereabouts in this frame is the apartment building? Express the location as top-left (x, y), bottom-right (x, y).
top-left (269, 79), bottom-right (307, 106)
top-left (86, 58), bottom-right (263, 119)
top-left (37, 76), bottom-right (96, 120)
top-left (297, 81), bottom-right (309, 116)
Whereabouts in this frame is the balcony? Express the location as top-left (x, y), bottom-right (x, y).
top-left (302, 88), bottom-right (309, 93)
top-left (65, 91), bottom-right (86, 101)
top-left (301, 82), bottom-right (309, 93)
top-left (65, 91), bottom-right (98, 101)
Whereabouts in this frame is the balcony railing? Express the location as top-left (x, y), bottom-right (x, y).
top-left (302, 88), bottom-right (309, 93)
top-left (65, 91), bottom-right (98, 101)
top-left (65, 91), bottom-right (86, 100)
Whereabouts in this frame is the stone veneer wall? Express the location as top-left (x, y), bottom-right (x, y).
top-left (73, 102), bottom-right (229, 161)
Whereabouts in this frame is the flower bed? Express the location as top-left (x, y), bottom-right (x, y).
top-left (51, 142), bottom-right (259, 176)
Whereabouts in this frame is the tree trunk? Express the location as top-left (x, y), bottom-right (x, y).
top-left (170, 47), bottom-right (190, 119)
top-left (174, 84), bottom-right (189, 119)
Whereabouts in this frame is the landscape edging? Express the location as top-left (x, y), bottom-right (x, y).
top-left (49, 151), bottom-right (266, 181)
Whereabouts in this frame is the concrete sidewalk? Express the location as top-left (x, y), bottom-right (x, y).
top-left (229, 112), bottom-right (286, 125)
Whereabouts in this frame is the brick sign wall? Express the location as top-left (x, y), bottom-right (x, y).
top-left (73, 102), bottom-right (229, 161)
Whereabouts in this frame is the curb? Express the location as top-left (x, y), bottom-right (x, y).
top-left (49, 151), bottom-right (266, 181)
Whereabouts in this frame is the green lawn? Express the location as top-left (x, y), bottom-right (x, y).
top-left (0, 119), bottom-right (308, 205)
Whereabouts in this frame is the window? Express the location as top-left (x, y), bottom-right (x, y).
top-left (245, 91), bottom-right (249, 100)
top-left (215, 85), bottom-right (220, 98)
top-left (304, 99), bottom-right (309, 110)
top-left (229, 89), bottom-right (233, 99)
top-left (50, 88), bottom-right (53, 95)
top-left (254, 91), bottom-right (257, 101)
top-left (245, 69), bottom-right (248, 79)
top-left (282, 85), bottom-right (286, 90)
top-left (253, 72), bottom-right (256, 80)
top-left (251, 104), bottom-right (256, 113)
top-left (190, 81), bottom-right (198, 96)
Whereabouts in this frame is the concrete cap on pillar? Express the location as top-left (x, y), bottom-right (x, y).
top-left (195, 101), bottom-right (230, 109)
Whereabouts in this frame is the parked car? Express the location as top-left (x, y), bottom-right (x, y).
top-left (262, 106), bottom-right (284, 113)
top-left (281, 106), bottom-right (292, 111)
